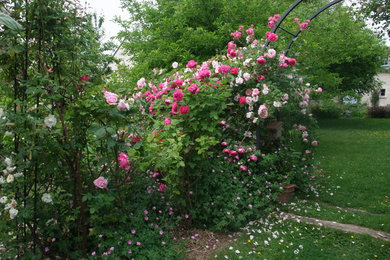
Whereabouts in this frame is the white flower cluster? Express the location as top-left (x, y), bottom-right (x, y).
top-left (0, 157), bottom-right (22, 185)
top-left (1, 196), bottom-right (18, 219)
top-left (44, 114), bottom-right (57, 128)
top-left (41, 193), bottom-right (53, 203)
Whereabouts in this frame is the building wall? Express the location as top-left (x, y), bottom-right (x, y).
top-left (361, 73), bottom-right (390, 106)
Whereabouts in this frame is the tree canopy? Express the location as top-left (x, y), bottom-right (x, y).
top-left (117, 0), bottom-right (386, 95)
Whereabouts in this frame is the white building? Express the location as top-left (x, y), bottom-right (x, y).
top-left (361, 73), bottom-right (390, 106)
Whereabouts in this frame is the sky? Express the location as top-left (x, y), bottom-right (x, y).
top-left (84, 0), bottom-right (389, 46)
top-left (84, 0), bottom-right (129, 42)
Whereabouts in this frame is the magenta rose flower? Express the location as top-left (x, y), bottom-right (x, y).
top-left (218, 65), bottom-right (231, 75)
top-left (188, 84), bottom-right (200, 94)
top-left (186, 60), bottom-right (198, 68)
top-left (93, 177), bottom-right (108, 189)
top-left (173, 90), bottom-right (184, 102)
top-left (104, 91), bottom-right (118, 105)
top-left (256, 56), bottom-right (267, 65)
top-left (164, 117), bottom-right (171, 125)
top-left (265, 32), bottom-right (278, 41)
top-left (249, 155), bottom-right (258, 161)
top-left (118, 152), bottom-right (130, 170)
top-left (171, 102), bottom-right (178, 115)
top-left (179, 105), bottom-right (189, 115)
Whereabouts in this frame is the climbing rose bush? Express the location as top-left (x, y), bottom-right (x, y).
top-left (102, 19), bottom-right (321, 229)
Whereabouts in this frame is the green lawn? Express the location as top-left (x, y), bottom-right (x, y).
top-left (314, 119), bottom-right (390, 215)
top-left (213, 119), bottom-right (390, 259)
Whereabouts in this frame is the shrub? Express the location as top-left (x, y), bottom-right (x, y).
top-left (367, 106), bottom-right (390, 118)
top-left (311, 100), bottom-right (343, 119)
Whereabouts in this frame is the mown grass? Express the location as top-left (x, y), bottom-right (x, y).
top-left (313, 119), bottom-right (390, 215)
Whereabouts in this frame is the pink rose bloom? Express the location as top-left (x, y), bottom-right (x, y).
top-left (171, 102), bottom-right (178, 115)
top-left (315, 87), bottom-right (323, 93)
top-left (252, 88), bottom-right (260, 96)
top-left (281, 93), bottom-right (289, 101)
top-left (256, 56), bottom-right (266, 65)
top-left (137, 78), bottom-right (146, 88)
top-left (173, 90), bottom-right (184, 102)
top-left (227, 41), bottom-right (236, 49)
top-left (239, 96), bottom-right (246, 104)
top-left (249, 155), bottom-right (258, 161)
top-left (268, 22), bottom-right (275, 29)
top-left (93, 177), bottom-right (108, 189)
top-left (230, 31), bottom-right (241, 39)
top-left (118, 152), bottom-right (130, 170)
top-left (286, 58), bottom-right (296, 66)
top-left (158, 183), bottom-right (165, 192)
top-left (245, 89), bottom-right (252, 96)
top-left (174, 79), bottom-right (183, 86)
top-left (188, 84), bottom-right (200, 94)
top-left (219, 120), bottom-right (227, 126)
top-left (197, 68), bottom-right (211, 79)
top-left (179, 105), bottom-right (189, 115)
top-left (302, 132), bottom-right (309, 138)
top-left (221, 141), bottom-right (228, 147)
top-left (186, 60), bottom-right (198, 68)
top-left (238, 147), bottom-right (246, 154)
top-left (229, 150), bottom-right (238, 157)
top-left (305, 150), bottom-right (311, 154)
top-left (223, 148), bottom-right (231, 154)
top-left (267, 49), bottom-right (276, 58)
top-left (164, 117), bottom-right (171, 125)
top-left (311, 140), bottom-right (318, 146)
top-left (218, 65), bottom-right (231, 75)
top-left (239, 165), bottom-right (248, 172)
top-left (230, 67), bottom-right (239, 74)
top-left (246, 27), bottom-right (254, 35)
top-left (300, 21), bottom-right (309, 31)
top-left (299, 125), bottom-right (307, 131)
top-left (80, 75), bottom-right (91, 81)
top-left (258, 105), bottom-right (268, 119)
top-left (104, 91), bottom-right (118, 105)
top-left (266, 32), bottom-right (278, 42)
top-left (243, 73), bottom-right (251, 81)
top-left (117, 99), bottom-right (130, 111)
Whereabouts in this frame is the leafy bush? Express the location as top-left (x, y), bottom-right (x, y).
top-left (367, 106), bottom-right (390, 118)
top-left (311, 101), bottom-right (343, 119)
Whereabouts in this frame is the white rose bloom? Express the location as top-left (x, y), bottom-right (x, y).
top-left (235, 77), bottom-right (244, 85)
top-left (246, 112), bottom-right (253, 118)
top-left (0, 177), bottom-right (4, 184)
top-left (4, 157), bottom-right (12, 166)
top-left (0, 196), bottom-right (7, 204)
top-left (42, 193), bottom-right (53, 203)
top-left (14, 172), bottom-right (23, 178)
top-left (6, 174), bottom-right (14, 183)
top-left (172, 62), bottom-right (178, 69)
top-left (273, 101), bottom-right (282, 108)
top-left (44, 115), bottom-right (57, 128)
top-left (9, 208), bottom-right (18, 219)
top-left (6, 166), bottom-right (16, 173)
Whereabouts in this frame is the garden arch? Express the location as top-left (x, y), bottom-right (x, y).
top-left (256, 0), bottom-right (345, 149)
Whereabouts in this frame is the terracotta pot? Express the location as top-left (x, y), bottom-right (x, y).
top-left (278, 184), bottom-right (296, 203)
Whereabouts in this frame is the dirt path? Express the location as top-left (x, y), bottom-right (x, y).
top-left (280, 212), bottom-right (390, 241)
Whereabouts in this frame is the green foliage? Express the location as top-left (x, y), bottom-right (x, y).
top-left (311, 101), bottom-right (344, 119)
top-left (0, 12), bottom-right (22, 30)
